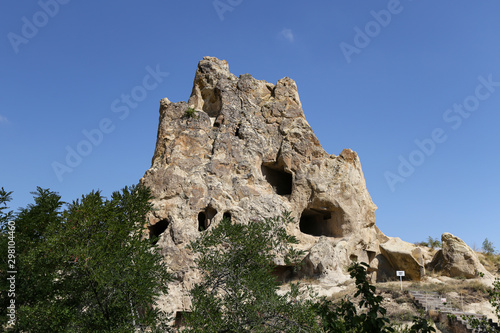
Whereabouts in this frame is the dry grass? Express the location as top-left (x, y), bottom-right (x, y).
top-left (406, 279), bottom-right (487, 295)
top-left (478, 252), bottom-right (500, 274)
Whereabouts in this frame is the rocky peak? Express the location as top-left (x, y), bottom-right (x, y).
top-left (140, 56), bottom-right (400, 314)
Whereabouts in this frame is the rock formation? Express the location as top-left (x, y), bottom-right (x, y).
top-left (428, 232), bottom-right (492, 279)
top-left (140, 57), bottom-right (481, 316)
top-left (379, 237), bottom-right (425, 281)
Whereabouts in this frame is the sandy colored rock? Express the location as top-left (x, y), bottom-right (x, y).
top-left (379, 237), bottom-right (425, 281)
top-left (140, 57), bottom-right (394, 315)
top-left (428, 232), bottom-right (492, 279)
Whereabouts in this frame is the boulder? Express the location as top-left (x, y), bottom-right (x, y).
top-left (428, 232), bottom-right (492, 279)
top-left (379, 237), bottom-right (425, 281)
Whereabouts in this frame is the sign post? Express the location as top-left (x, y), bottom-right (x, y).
top-left (396, 271), bottom-right (405, 291)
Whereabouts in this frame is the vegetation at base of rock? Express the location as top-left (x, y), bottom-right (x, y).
top-left (184, 211), bottom-right (437, 333)
top-left (3, 183), bottom-right (495, 332)
top-left (184, 107), bottom-right (198, 119)
top-left (0, 185), bottom-right (171, 332)
top-left (183, 212), bottom-right (319, 332)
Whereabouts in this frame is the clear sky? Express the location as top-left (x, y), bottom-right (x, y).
top-left (1, 1), bottom-right (499, 251)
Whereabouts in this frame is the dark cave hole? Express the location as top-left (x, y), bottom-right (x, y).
top-left (148, 219), bottom-right (169, 244)
top-left (261, 163), bottom-right (293, 196)
top-left (223, 211), bottom-right (232, 222)
top-left (299, 208), bottom-right (346, 237)
top-left (198, 206), bottom-right (218, 231)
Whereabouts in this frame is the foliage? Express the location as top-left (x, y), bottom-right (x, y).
top-left (184, 107), bottom-right (198, 119)
top-left (405, 310), bottom-right (436, 333)
top-left (483, 238), bottom-right (496, 255)
top-left (0, 185), bottom-right (171, 332)
top-left (415, 236), bottom-right (441, 250)
top-left (183, 212), bottom-right (319, 332)
top-left (314, 262), bottom-right (395, 333)
top-left (393, 311), bottom-right (436, 333)
top-left (315, 263), bottom-right (437, 333)
top-left (0, 187), bottom-right (13, 226)
top-left (464, 278), bottom-right (500, 332)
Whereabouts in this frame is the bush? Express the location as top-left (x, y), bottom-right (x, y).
top-left (0, 185), bottom-right (171, 332)
top-left (184, 107), bottom-right (198, 119)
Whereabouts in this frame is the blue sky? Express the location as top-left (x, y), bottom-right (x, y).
top-left (1, 1), bottom-right (500, 250)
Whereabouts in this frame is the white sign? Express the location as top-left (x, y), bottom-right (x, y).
top-left (396, 271), bottom-right (405, 277)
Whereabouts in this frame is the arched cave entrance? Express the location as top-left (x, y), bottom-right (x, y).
top-left (299, 207), bottom-right (346, 237)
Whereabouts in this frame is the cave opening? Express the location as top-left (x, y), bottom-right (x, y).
top-left (148, 219), bottom-right (170, 243)
top-left (299, 207), bottom-right (346, 237)
top-left (198, 206), bottom-right (218, 231)
top-left (174, 311), bottom-right (189, 328)
top-left (272, 265), bottom-right (300, 283)
top-left (261, 163), bottom-right (293, 196)
top-left (198, 212), bottom-right (206, 231)
top-left (223, 211), bottom-right (232, 222)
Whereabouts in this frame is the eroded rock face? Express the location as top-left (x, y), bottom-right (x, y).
top-left (379, 237), bottom-right (425, 281)
top-left (140, 57), bottom-right (393, 315)
top-left (428, 232), bottom-right (492, 279)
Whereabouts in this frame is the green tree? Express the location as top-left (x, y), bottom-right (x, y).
top-left (183, 212), bottom-right (319, 332)
top-left (0, 185), bottom-right (171, 332)
top-left (483, 238), bottom-right (496, 255)
top-left (0, 187), bottom-right (13, 225)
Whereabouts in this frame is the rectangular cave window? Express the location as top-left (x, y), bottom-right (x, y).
top-left (299, 208), bottom-right (346, 237)
top-left (261, 163), bottom-right (293, 196)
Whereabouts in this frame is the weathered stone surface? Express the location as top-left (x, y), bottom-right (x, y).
top-left (379, 237), bottom-right (425, 281)
top-left (140, 57), bottom-right (391, 315)
top-left (428, 232), bottom-right (492, 279)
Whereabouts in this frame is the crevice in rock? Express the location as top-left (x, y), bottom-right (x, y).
top-left (299, 207), bottom-right (346, 237)
top-left (235, 123), bottom-right (242, 139)
top-left (261, 162), bottom-right (293, 196)
top-left (198, 206), bottom-right (218, 231)
top-left (148, 219), bottom-right (170, 244)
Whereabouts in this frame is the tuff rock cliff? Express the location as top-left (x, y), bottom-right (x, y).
top-left (139, 57), bottom-right (472, 316)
